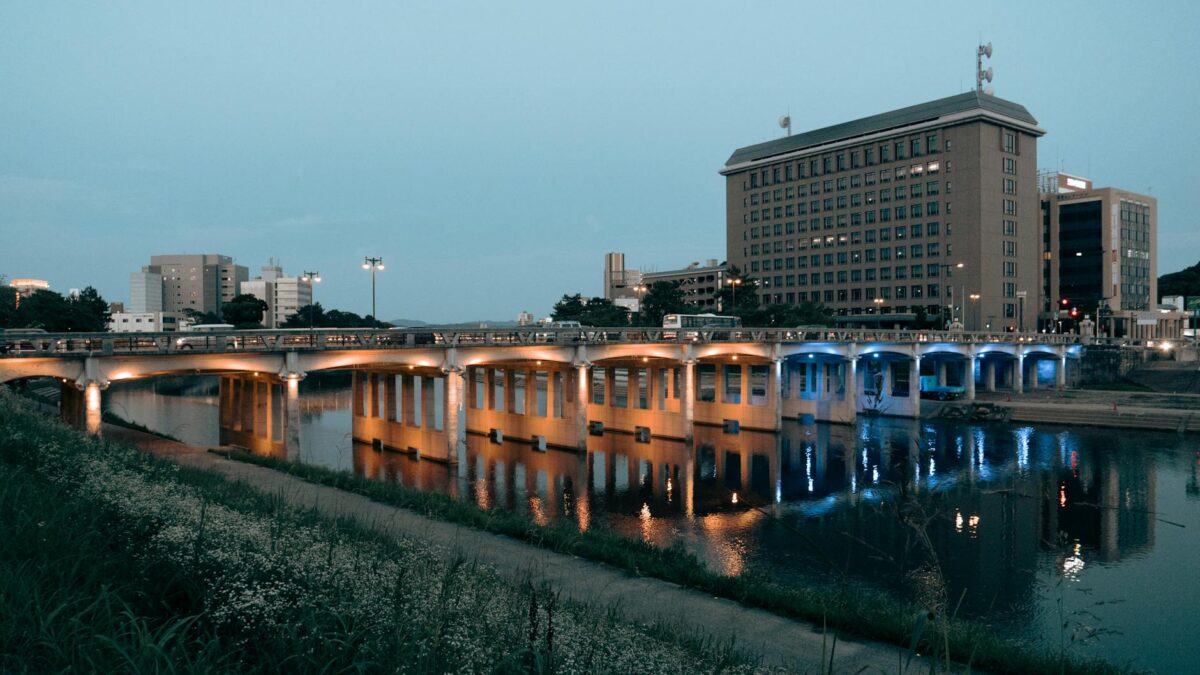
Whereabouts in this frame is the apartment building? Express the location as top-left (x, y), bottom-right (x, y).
top-left (135, 254), bottom-right (248, 316)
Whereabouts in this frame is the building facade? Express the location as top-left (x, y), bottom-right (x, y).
top-left (1038, 173), bottom-right (1159, 337)
top-left (240, 263), bottom-right (313, 328)
top-left (722, 91), bottom-right (1044, 330)
top-left (604, 253), bottom-right (727, 311)
top-left (135, 254), bottom-right (248, 317)
top-left (128, 271), bottom-right (163, 313)
top-left (108, 311), bottom-right (185, 332)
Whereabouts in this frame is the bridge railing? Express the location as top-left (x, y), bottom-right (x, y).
top-left (0, 326), bottom-right (1106, 358)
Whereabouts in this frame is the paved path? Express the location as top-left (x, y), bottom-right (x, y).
top-left (103, 424), bottom-right (912, 674)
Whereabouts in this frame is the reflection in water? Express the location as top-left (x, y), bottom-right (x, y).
top-left (102, 375), bottom-right (1200, 674)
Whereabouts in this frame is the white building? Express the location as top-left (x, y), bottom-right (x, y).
top-left (108, 311), bottom-right (185, 332)
top-left (239, 262), bottom-right (313, 328)
top-left (128, 271), bottom-right (164, 313)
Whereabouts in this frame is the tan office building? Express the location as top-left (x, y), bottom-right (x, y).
top-left (1038, 173), bottom-right (1159, 337)
top-left (139, 254), bottom-right (248, 316)
top-left (722, 91), bottom-right (1044, 330)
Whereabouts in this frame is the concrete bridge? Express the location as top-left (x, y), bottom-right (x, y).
top-left (0, 327), bottom-right (1085, 462)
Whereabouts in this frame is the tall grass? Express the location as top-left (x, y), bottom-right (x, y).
top-left (220, 446), bottom-right (1136, 675)
top-left (0, 393), bottom-right (768, 674)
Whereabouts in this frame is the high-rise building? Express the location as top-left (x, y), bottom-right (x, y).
top-left (722, 91), bottom-right (1044, 330)
top-left (1038, 172), bottom-right (1160, 337)
top-left (136, 254), bottom-right (248, 317)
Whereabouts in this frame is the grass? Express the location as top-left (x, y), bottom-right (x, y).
top-left (0, 393), bottom-right (771, 674)
top-left (221, 448), bottom-right (1136, 675)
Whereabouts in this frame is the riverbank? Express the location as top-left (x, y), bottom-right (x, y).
top-left (971, 390), bottom-right (1200, 432)
top-left (0, 394), bottom-right (777, 674)
top-left (103, 423), bottom-right (1130, 672)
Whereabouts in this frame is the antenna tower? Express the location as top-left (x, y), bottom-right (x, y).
top-left (976, 41), bottom-right (994, 93)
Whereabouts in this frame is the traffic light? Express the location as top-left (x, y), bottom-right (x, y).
top-left (1070, 307), bottom-right (1079, 318)
top-left (1060, 297), bottom-right (1070, 307)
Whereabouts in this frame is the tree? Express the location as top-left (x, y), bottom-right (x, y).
top-left (551, 294), bottom-right (586, 322)
top-left (183, 308), bottom-right (221, 325)
top-left (0, 286), bottom-right (111, 332)
top-left (579, 297), bottom-right (629, 327)
top-left (68, 287), bottom-right (111, 332)
top-left (281, 303), bottom-right (326, 328)
top-left (713, 266), bottom-right (761, 319)
top-left (221, 294), bottom-right (269, 329)
top-left (638, 281), bottom-right (696, 327)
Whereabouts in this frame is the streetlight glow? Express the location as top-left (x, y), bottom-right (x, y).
top-left (363, 256), bottom-right (384, 322)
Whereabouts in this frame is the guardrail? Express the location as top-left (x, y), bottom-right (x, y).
top-left (0, 326), bottom-right (1108, 358)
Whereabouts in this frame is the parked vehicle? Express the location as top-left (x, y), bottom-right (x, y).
top-left (175, 324), bottom-right (236, 350)
top-left (919, 375), bottom-right (964, 400)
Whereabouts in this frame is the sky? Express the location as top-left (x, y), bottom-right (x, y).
top-left (2, 1), bottom-right (1198, 322)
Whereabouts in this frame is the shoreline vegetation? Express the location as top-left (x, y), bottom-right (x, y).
top-left (219, 449), bottom-right (1131, 675)
top-left (0, 394), bottom-right (766, 674)
top-left (0, 391), bottom-right (1135, 674)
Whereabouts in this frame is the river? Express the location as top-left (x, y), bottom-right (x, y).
top-left (103, 375), bottom-right (1199, 673)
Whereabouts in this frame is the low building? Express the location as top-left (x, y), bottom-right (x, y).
top-left (239, 262), bottom-right (313, 328)
top-left (604, 253), bottom-right (727, 310)
top-left (108, 311), bottom-right (185, 333)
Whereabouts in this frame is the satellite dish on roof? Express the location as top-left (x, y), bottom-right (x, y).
top-left (983, 67), bottom-right (993, 83)
top-left (778, 115), bottom-right (791, 136)
top-left (982, 42), bottom-right (993, 58)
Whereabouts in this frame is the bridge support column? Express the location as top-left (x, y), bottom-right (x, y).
top-left (844, 356), bottom-right (859, 421)
top-left (1057, 354), bottom-right (1067, 388)
top-left (937, 361), bottom-right (947, 386)
top-left (908, 355), bottom-right (921, 418)
top-left (1014, 354), bottom-right (1025, 394)
top-left (285, 377), bottom-right (302, 461)
top-left (443, 367), bottom-right (466, 465)
top-left (575, 364), bottom-right (589, 451)
top-left (772, 358), bottom-right (784, 429)
top-left (985, 360), bottom-right (996, 392)
top-left (965, 355), bottom-right (976, 401)
top-left (682, 359), bottom-right (696, 442)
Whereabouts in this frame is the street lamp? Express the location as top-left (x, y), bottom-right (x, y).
top-left (632, 284), bottom-right (648, 324)
top-left (939, 262), bottom-right (964, 328)
top-left (301, 271), bottom-right (321, 329)
top-left (968, 293), bottom-right (981, 332)
top-left (727, 278), bottom-right (743, 309)
top-left (362, 256), bottom-right (384, 324)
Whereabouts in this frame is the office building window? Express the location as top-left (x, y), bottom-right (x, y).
top-left (1003, 131), bottom-right (1017, 154)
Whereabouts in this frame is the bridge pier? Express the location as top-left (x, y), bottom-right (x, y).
top-left (1014, 354), bottom-right (1025, 394)
top-left (965, 354), bottom-right (976, 400)
top-left (59, 381), bottom-right (102, 434)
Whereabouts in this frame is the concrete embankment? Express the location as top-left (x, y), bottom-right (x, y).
top-left (970, 391), bottom-right (1200, 433)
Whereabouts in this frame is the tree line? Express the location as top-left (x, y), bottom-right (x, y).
top-left (0, 285), bottom-right (111, 332)
top-left (551, 267), bottom-right (833, 328)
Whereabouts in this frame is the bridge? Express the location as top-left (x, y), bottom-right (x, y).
top-left (1, 327), bottom-right (1086, 462)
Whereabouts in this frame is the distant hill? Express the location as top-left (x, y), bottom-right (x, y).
top-left (386, 318), bottom-right (430, 327)
top-left (1159, 261), bottom-right (1200, 298)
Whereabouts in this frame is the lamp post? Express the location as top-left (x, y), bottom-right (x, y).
top-left (727, 277), bottom-right (743, 310)
top-left (938, 262), bottom-right (965, 328)
top-left (362, 257), bottom-right (384, 324)
top-left (632, 284), bottom-right (647, 325)
top-left (968, 293), bottom-right (981, 332)
top-left (301, 271), bottom-right (321, 329)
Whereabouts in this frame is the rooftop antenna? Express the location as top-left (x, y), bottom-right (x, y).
top-left (778, 114), bottom-right (791, 137)
top-left (976, 41), bottom-right (993, 94)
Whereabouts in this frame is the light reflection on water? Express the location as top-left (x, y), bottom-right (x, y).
top-left (103, 375), bottom-right (1200, 674)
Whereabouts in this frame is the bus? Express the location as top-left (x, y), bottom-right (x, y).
top-left (661, 314), bottom-right (742, 329)
top-left (176, 323), bottom-right (236, 349)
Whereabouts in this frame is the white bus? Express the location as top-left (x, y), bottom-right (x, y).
top-left (662, 314), bottom-right (742, 329)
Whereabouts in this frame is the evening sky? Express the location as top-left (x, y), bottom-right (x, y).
top-left (1, 1), bottom-right (1197, 322)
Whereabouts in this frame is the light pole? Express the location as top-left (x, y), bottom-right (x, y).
top-left (362, 256), bottom-right (384, 324)
top-left (632, 284), bottom-right (647, 325)
top-left (727, 278), bottom-right (743, 311)
top-left (939, 262), bottom-right (964, 328)
top-left (968, 293), bottom-right (981, 332)
top-left (301, 271), bottom-right (321, 329)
